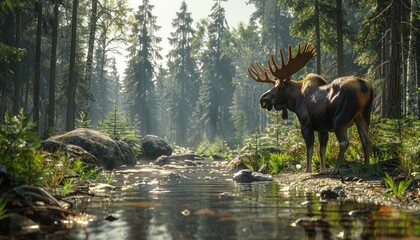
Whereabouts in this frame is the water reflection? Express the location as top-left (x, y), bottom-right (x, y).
top-left (56, 160), bottom-right (420, 239)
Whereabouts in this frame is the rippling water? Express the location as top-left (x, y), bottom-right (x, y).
top-left (34, 160), bottom-right (420, 239)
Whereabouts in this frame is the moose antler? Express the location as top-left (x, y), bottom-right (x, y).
top-left (268, 43), bottom-right (316, 81)
top-left (247, 62), bottom-right (276, 84)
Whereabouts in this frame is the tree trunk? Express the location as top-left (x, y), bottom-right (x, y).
top-left (33, 0), bottom-right (42, 128)
top-left (380, 0), bottom-right (389, 118)
top-left (406, 0), bottom-right (418, 116)
top-left (99, 45), bottom-right (106, 120)
top-left (401, 0), bottom-right (411, 115)
top-left (66, 0), bottom-right (78, 131)
top-left (83, 0), bottom-right (98, 117)
top-left (416, 14), bottom-right (420, 119)
top-left (315, 0), bottom-right (321, 75)
top-left (386, 0), bottom-right (402, 119)
top-left (13, 10), bottom-right (22, 115)
top-left (336, 0), bottom-right (344, 77)
top-left (48, 0), bottom-right (59, 133)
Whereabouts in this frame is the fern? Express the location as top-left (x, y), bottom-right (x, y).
top-left (384, 172), bottom-right (412, 199)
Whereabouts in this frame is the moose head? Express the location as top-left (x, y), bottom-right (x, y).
top-left (248, 43), bottom-right (317, 119)
top-left (248, 43), bottom-right (373, 174)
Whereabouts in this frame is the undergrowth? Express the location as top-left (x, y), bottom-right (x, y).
top-left (196, 136), bottom-right (232, 159)
top-left (238, 114), bottom-right (420, 177)
top-left (0, 110), bottom-right (108, 196)
top-left (0, 110), bottom-right (45, 186)
top-left (384, 172), bottom-right (412, 200)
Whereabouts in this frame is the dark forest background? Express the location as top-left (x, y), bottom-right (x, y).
top-left (0, 0), bottom-right (419, 148)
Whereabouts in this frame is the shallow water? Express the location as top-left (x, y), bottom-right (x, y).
top-left (22, 160), bottom-right (420, 239)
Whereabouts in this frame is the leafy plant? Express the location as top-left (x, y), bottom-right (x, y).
top-left (0, 110), bottom-right (45, 186)
top-left (196, 137), bottom-right (232, 159)
top-left (61, 179), bottom-right (75, 196)
top-left (44, 154), bottom-right (101, 196)
top-left (71, 158), bottom-right (101, 184)
top-left (241, 154), bottom-right (262, 171)
top-left (269, 153), bottom-right (288, 174)
top-left (43, 154), bottom-right (74, 189)
top-left (105, 171), bottom-right (114, 185)
top-left (370, 117), bottom-right (420, 177)
top-left (384, 172), bottom-right (412, 200)
top-left (0, 197), bottom-right (10, 221)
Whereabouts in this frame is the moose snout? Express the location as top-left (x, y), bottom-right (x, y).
top-left (260, 95), bottom-right (273, 110)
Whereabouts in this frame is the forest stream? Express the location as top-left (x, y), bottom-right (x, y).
top-left (4, 158), bottom-right (419, 240)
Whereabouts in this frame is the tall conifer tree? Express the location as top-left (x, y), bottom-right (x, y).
top-left (166, 1), bottom-right (199, 145)
top-left (124, 0), bottom-right (162, 135)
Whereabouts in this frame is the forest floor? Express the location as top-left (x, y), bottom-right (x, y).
top-left (272, 169), bottom-right (420, 211)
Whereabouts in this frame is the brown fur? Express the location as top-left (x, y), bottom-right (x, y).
top-left (259, 74), bottom-right (373, 174)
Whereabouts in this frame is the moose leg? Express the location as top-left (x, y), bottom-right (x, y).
top-left (332, 127), bottom-right (349, 174)
top-left (301, 125), bottom-right (314, 173)
top-left (318, 131), bottom-right (328, 173)
top-left (355, 117), bottom-right (371, 167)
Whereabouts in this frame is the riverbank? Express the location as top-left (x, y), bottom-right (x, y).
top-left (272, 171), bottom-right (420, 211)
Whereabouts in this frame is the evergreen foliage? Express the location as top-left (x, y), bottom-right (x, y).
top-left (0, 0), bottom-right (419, 177)
top-left (99, 105), bottom-right (139, 142)
top-left (165, 1), bottom-right (199, 145)
top-left (124, 0), bottom-right (162, 135)
top-left (0, 110), bottom-right (44, 186)
top-left (196, 1), bottom-right (235, 141)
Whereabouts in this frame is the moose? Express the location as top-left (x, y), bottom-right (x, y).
top-left (248, 43), bottom-right (373, 174)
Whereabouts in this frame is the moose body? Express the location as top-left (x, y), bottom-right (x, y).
top-left (248, 43), bottom-right (373, 174)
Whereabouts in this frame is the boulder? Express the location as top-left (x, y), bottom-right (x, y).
top-left (115, 140), bottom-right (137, 166)
top-left (140, 135), bottom-right (172, 160)
top-left (233, 169), bottom-right (272, 183)
top-left (41, 140), bottom-right (100, 168)
top-left (320, 186), bottom-right (346, 200)
top-left (46, 128), bottom-right (136, 170)
top-left (153, 155), bottom-right (170, 166)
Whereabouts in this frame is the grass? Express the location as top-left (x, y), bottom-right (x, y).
top-left (384, 172), bottom-right (412, 200)
top-left (0, 197), bottom-right (10, 221)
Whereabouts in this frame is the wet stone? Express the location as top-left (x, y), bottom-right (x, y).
top-left (184, 160), bottom-right (198, 166)
top-left (163, 173), bottom-right (189, 182)
top-left (153, 155), bottom-right (170, 166)
top-left (233, 169), bottom-right (272, 183)
top-left (320, 186), bottom-right (346, 200)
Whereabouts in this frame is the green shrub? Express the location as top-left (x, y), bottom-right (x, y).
top-left (0, 110), bottom-right (45, 186)
top-left (0, 197), bottom-right (10, 221)
top-left (99, 105), bottom-right (142, 156)
top-left (384, 172), bottom-right (412, 200)
top-left (370, 116), bottom-right (420, 177)
top-left (269, 153), bottom-right (288, 174)
top-left (196, 137), bottom-right (232, 159)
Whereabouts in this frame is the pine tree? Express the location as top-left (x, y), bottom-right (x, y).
top-left (248, 0), bottom-right (296, 53)
top-left (124, 0), bottom-right (162, 135)
top-left (166, 1), bottom-right (199, 145)
top-left (197, 0), bottom-right (235, 141)
top-left (227, 22), bottom-right (267, 144)
top-left (99, 105), bottom-right (139, 141)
